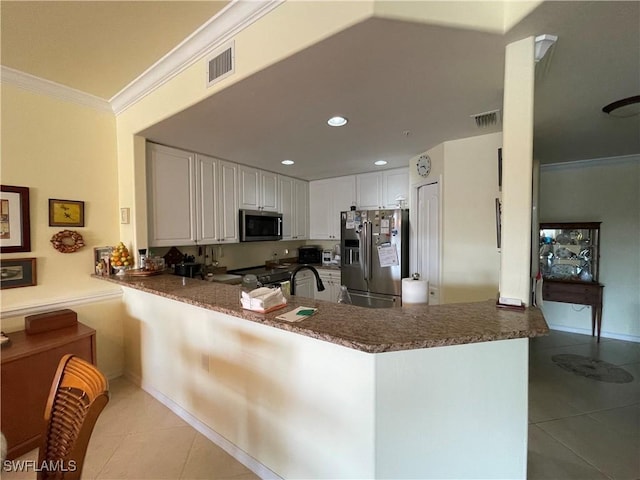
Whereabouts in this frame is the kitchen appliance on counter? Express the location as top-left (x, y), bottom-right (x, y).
top-left (341, 208), bottom-right (409, 308)
top-left (298, 245), bottom-right (322, 264)
top-left (174, 262), bottom-right (203, 278)
top-left (173, 254), bottom-right (203, 278)
top-left (228, 265), bottom-right (294, 288)
top-left (239, 209), bottom-right (283, 242)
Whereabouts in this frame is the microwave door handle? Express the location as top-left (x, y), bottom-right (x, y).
top-left (278, 217), bottom-right (282, 236)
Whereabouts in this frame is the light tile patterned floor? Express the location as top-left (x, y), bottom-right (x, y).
top-left (528, 330), bottom-right (640, 480)
top-left (3, 330), bottom-right (638, 479)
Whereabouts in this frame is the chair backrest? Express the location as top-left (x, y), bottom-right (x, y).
top-left (37, 354), bottom-right (109, 480)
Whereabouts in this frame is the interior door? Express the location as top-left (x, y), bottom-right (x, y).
top-left (417, 183), bottom-right (440, 304)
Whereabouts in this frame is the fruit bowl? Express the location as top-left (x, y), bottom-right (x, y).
top-left (113, 266), bottom-right (128, 276)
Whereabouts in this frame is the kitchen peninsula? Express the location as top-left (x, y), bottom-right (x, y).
top-left (99, 273), bottom-right (547, 479)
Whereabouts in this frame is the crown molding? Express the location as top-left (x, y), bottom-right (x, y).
top-left (540, 153), bottom-right (640, 171)
top-left (110, 0), bottom-right (283, 115)
top-left (0, 65), bottom-right (113, 112)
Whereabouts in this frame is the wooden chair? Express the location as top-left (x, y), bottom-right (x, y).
top-left (37, 354), bottom-right (109, 480)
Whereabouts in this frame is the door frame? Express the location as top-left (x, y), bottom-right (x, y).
top-left (409, 175), bottom-right (443, 304)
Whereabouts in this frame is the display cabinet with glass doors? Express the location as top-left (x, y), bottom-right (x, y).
top-left (539, 222), bottom-right (604, 341)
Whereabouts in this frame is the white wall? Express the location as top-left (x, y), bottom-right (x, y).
top-left (539, 155), bottom-right (640, 341)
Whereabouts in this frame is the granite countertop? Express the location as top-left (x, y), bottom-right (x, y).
top-left (93, 273), bottom-right (548, 353)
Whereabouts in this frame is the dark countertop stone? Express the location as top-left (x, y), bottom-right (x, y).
top-left (93, 273), bottom-right (548, 353)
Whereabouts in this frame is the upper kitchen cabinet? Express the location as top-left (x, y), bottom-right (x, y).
top-left (239, 166), bottom-right (279, 212)
top-left (147, 143), bottom-right (197, 246)
top-left (196, 155), bottom-right (239, 244)
top-left (356, 168), bottom-right (409, 209)
top-left (309, 176), bottom-right (356, 240)
top-left (280, 175), bottom-right (309, 240)
top-left (147, 143), bottom-right (238, 247)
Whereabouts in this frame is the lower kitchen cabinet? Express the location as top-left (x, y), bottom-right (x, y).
top-left (293, 269), bottom-right (315, 299)
top-left (317, 269), bottom-right (341, 303)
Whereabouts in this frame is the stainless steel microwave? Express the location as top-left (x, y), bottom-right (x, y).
top-left (239, 210), bottom-right (283, 242)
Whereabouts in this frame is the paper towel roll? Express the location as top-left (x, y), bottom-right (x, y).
top-left (402, 277), bottom-right (429, 304)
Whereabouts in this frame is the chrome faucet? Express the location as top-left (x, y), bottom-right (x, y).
top-left (290, 265), bottom-right (325, 295)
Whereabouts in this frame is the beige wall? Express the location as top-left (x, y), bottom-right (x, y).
top-left (1, 85), bottom-right (122, 306)
top-left (442, 133), bottom-right (502, 303)
top-left (0, 84), bottom-right (124, 375)
top-left (539, 156), bottom-right (640, 340)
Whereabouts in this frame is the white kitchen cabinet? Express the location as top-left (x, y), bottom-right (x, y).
top-left (280, 175), bottom-right (309, 240)
top-left (147, 144), bottom-right (238, 247)
top-left (293, 269), bottom-right (314, 299)
top-left (309, 175), bottom-right (356, 240)
top-left (356, 168), bottom-right (409, 209)
top-left (356, 172), bottom-right (383, 209)
top-left (239, 165), bottom-right (279, 212)
top-left (293, 178), bottom-right (309, 240)
top-left (316, 269), bottom-right (341, 303)
top-left (382, 168), bottom-right (409, 208)
top-left (196, 155), bottom-right (239, 244)
top-left (147, 143), bottom-right (197, 246)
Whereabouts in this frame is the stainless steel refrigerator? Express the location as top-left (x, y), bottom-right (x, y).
top-left (341, 209), bottom-right (409, 308)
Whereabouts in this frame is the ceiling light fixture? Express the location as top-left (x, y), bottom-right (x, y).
top-left (534, 34), bottom-right (558, 63)
top-left (281, 160), bottom-right (295, 165)
top-left (602, 95), bottom-right (640, 118)
top-left (327, 116), bottom-right (348, 127)
top-left (374, 160), bottom-right (388, 166)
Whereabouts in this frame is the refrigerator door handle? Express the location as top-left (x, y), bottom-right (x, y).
top-left (364, 221), bottom-right (372, 281)
top-left (360, 222), bottom-right (367, 282)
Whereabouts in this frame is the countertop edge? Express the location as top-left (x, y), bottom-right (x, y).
top-left (93, 274), bottom-right (549, 353)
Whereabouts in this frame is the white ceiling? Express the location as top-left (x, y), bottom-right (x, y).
top-left (2, 1), bottom-right (638, 180)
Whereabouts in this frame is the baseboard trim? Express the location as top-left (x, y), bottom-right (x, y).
top-left (0, 290), bottom-right (122, 319)
top-left (548, 324), bottom-right (640, 343)
top-left (124, 371), bottom-right (282, 480)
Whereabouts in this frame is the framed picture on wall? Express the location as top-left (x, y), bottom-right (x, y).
top-left (498, 148), bottom-right (503, 191)
top-left (0, 185), bottom-right (31, 253)
top-left (49, 199), bottom-right (85, 227)
top-left (0, 257), bottom-right (37, 289)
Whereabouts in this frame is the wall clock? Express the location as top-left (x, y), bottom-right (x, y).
top-left (416, 154), bottom-right (431, 178)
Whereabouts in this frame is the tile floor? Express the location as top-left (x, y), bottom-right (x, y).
top-left (528, 330), bottom-right (639, 480)
top-left (3, 329), bottom-right (638, 479)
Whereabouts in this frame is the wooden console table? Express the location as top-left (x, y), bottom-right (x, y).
top-left (1, 323), bottom-right (96, 459)
top-left (542, 280), bottom-right (604, 341)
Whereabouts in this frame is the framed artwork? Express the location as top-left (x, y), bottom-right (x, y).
top-left (495, 198), bottom-right (502, 249)
top-left (498, 148), bottom-right (503, 191)
top-left (0, 185), bottom-right (31, 253)
top-left (0, 257), bottom-right (37, 289)
top-left (49, 199), bottom-right (85, 227)
top-left (93, 246), bottom-right (112, 276)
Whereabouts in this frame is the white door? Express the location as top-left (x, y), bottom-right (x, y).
top-left (417, 183), bottom-right (440, 304)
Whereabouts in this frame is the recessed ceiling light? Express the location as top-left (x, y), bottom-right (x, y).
top-left (374, 160), bottom-right (388, 166)
top-left (281, 160), bottom-right (295, 165)
top-left (327, 116), bottom-right (348, 127)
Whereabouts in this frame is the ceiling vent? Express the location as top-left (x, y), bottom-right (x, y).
top-left (471, 109), bottom-right (501, 128)
top-left (206, 41), bottom-right (234, 88)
